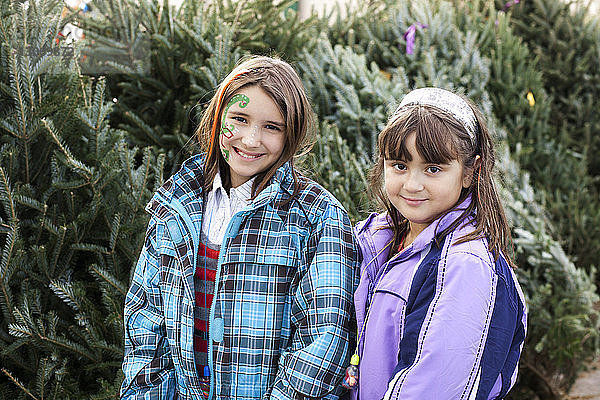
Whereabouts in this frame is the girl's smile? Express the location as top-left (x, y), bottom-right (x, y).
top-left (399, 195), bottom-right (427, 206)
top-left (232, 146), bottom-right (264, 159)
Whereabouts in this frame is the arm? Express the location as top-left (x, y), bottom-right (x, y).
top-left (382, 251), bottom-right (514, 400)
top-left (270, 205), bottom-right (359, 400)
top-left (121, 218), bottom-right (177, 399)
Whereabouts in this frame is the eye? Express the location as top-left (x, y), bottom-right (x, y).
top-left (265, 123), bottom-right (283, 132)
top-left (392, 162), bottom-right (407, 171)
top-left (231, 116), bottom-right (247, 123)
top-left (426, 165), bottom-right (442, 174)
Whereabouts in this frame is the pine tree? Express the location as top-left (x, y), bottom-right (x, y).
top-left (0, 0), bottom-right (163, 397)
top-left (494, 0), bottom-right (600, 290)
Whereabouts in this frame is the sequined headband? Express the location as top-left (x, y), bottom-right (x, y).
top-left (393, 87), bottom-right (478, 144)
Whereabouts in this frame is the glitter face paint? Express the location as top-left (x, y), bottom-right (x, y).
top-left (245, 125), bottom-right (259, 146)
top-left (219, 94), bottom-right (250, 161)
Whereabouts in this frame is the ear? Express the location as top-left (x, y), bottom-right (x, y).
top-left (463, 155), bottom-right (481, 188)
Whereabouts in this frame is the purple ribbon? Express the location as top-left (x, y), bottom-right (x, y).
top-left (403, 23), bottom-right (427, 55)
top-left (503, 0), bottom-right (520, 10)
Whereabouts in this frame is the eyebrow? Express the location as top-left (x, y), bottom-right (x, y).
top-left (228, 111), bottom-right (285, 127)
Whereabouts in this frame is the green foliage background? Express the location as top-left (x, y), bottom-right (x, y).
top-left (0, 0), bottom-right (598, 399)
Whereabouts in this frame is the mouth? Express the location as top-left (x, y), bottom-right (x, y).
top-left (233, 147), bottom-right (264, 160)
top-left (401, 196), bottom-right (427, 206)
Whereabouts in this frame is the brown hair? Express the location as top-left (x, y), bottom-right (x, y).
top-left (369, 94), bottom-right (513, 264)
top-left (195, 55), bottom-right (315, 198)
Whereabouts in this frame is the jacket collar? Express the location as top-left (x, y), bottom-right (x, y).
top-left (357, 195), bottom-right (475, 266)
top-left (146, 154), bottom-right (296, 222)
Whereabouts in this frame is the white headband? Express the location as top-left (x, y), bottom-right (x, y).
top-left (393, 87), bottom-right (478, 144)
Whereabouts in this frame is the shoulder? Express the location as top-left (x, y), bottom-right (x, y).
top-left (286, 176), bottom-right (350, 225)
top-left (443, 223), bottom-right (496, 276)
top-left (146, 154), bottom-right (205, 217)
top-left (355, 212), bottom-right (390, 235)
top-left (442, 225), bottom-right (522, 304)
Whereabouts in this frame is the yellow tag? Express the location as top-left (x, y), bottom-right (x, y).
top-left (526, 91), bottom-right (535, 107)
top-left (350, 354), bottom-right (360, 365)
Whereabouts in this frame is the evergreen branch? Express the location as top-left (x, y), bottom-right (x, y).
top-left (0, 168), bottom-right (17, 323)
top-left (153, 152), bottom-right (166, 192)
top-left (0, 167), bottom-right (17, 223)
top-left (5, 43), bottom-right (27, 143)
top-left (23, 44), bottom-right (36, 117)
top-left (42, 118), bottom-right (93, 179)
top-left (118, 141), bottom-right (134, 195)
top-left (0, 120), bottom-right (21, 139)
top-left (122, 111), bottom-right (163, 146)
top-left (37, 332), bottom-right (97, 362)
top-left (1, 368), bottom-right (40, 400)
top-left (175, 19), bottom-right (212, 52)
top-left (14, 195), bottom-right (46, 213)
top-left (135, 147), bottom-right (152, 212)
top-left (71, 243), bottom-right (110, 254)
top-left (52, 179), bottom-right (90, 189)
top-left (109, 213), bottom-right (121, 252)
top-left (49, 225), bottom-right (66, 276)
top-left (90, 341), bottom-right (124, 358)
top-left (49, 280), bottom-right (81, 312)
top-left (92, 79), bottom-right (109, 132)
top-left (89, 264), bottom-right (127, 297)
top-left (7, 323), bottom-right (31, 338)
top-left (40, 217), bottom-right (60, 236)
top-left (12, 306), bottom-right (98, 361)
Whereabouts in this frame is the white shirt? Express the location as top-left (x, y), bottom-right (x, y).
top-left (201, 172), bottom-right (254, 245)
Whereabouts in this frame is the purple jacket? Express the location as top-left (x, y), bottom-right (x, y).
top-left (352, 199), bottom-right (527, 400)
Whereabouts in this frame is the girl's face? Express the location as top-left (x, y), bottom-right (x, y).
top-left (219, 85), bottom-right (286, 188)
top-left (384, 132), bottom-right (471, 237)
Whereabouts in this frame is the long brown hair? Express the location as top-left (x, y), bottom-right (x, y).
top-left (195, 56), bottom-right (315, 198)
top-left (369, 94), bottom-right (513, 264)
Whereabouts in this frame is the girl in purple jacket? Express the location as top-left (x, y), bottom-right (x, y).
top-left (348, 88), bottom-right (527, 399)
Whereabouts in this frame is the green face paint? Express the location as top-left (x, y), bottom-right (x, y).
top-left (220, 94), bottom-right (250, 161)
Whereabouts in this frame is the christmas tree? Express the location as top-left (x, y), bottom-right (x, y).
top-left (0, 0), bottom-right (162, 397)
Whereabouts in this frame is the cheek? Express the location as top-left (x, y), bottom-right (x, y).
top-left (264, 133), bottom-right (286, 154)
top-left (384, 173), bottom-right (400, 196)
top-left (220, 126), bottom-right (240, 149)
top-left (220, 123), bottom-right (239, 141)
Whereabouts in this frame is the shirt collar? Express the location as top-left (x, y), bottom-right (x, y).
top-left (212, 171), bottom-right (255, 202)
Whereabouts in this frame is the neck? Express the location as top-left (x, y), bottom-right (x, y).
top-left (405, 222), bottom-right (428, 247)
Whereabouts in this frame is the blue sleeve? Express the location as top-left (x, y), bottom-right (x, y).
top-left (121, 218), bottom-right (177, 399)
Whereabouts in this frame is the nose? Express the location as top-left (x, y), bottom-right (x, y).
top-left (241, 125), bottom-right (260, 147)
top-left (403, 171), bottom-right (424, 192)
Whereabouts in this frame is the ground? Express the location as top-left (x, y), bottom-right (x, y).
top-left (568, 356), bottom-right (600, 400)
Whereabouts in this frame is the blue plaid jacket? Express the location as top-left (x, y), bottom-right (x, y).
top-left (121, 155), bottom-right (359, 399)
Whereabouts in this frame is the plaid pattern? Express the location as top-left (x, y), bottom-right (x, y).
top-left (121, 154), bottom-right (359, 399)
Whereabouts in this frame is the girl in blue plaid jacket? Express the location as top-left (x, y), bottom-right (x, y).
top-left (121, 56), bottom-right (359, 399)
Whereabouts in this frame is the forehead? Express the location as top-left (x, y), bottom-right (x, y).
top-left (227, 85), bottom-right (284, 122)
top-left (382, 126), bottom-right (460, 165)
